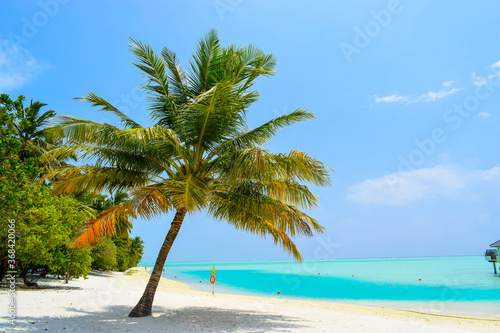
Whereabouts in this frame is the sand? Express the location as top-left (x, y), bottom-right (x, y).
top-left (1, 268), bottom-right (499, 332)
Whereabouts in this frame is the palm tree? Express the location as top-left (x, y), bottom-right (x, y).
top-left (45, 30), bottom-right (331, 317)
top-left (128, 236), bottom-right (144, 266)
top-left (0, 94), bottom-right (57, 160)
top-left (1, 93), bottom-right (73, 172)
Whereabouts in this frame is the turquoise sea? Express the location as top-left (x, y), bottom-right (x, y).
top-left (140, 256), bottom-right (500, 319)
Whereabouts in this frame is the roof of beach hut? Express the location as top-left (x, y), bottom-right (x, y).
top-left (491, 240), bottom-right (500, 247)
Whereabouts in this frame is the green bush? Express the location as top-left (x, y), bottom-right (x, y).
top-left (91, 238), bottom-right (118, 270)
top-left (0, 180), bottom-right (93, 279)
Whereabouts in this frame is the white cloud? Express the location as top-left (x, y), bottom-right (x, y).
top-left (472, 60), bottom-right (500, 86)
top-left (478, 112), bottom-right (490, 118)
top-left (347, 165), bottom-right (500, 206)
top-left (373, 87), bottom-right (461, 104)
top-left (480, 166), bottom-right (500, 180)
top-left (472, 72), bottom-right (489, 86)
top-left (490, 60), bottom-right (500, 69)
top-left (0, 39), bottom-right (48, 91)
top-left (419, 88), bottom-right (461, 102)
top-left (374, 94), bottom-right (407, 103)
top-left (442, 80), bottom-right (456, 87)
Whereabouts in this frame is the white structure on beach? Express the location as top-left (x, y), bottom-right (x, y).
top-left (485, 240), bottom-right (500, 274)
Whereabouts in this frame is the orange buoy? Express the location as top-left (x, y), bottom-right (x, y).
top-left (419, 278), bottom-right (421, 281)
top-left (277, 291), bottom-right (281, 295)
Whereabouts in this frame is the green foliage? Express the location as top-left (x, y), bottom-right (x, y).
top-left (0, 93), bottom-right (92, 280)
top-left (91, 237), bottom-right (118, 270)
top-left (128, 236), bottom-right (144, 268)
top-left (115, 244), bottom-right (129, 271)
top-left (0, 175), bottom-right (93, 278)
top-left (90, 236), bottom-right (144, 271)
top-left (0, 93), bottom-right (61, 165)
top-left (76, 191), bottom-right (144, 271)
top-left (113, 236), bottom-right (144, 271)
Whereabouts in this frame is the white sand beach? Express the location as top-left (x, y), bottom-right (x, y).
top-left (1, 268), bottom-right (499, 333)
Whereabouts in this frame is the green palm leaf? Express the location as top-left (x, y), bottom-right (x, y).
top-left (75, 92), bottom-right (142, 129)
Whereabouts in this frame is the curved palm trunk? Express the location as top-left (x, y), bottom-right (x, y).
top-left (128, 207), bottom-right (187, 317)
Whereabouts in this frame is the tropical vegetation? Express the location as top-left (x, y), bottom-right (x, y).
top-left (0, 94), bottom-right (144, 282)
top-left (0, 95), bottom-right (92, 280)
top-left (77, 191), bottom-right (144, 271)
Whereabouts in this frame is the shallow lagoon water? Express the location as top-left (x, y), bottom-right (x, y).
top-left (141, 256), bottom-right (500, 319)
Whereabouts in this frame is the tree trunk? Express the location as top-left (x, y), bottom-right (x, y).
top-left (128, 207), bottom-right (187, 317)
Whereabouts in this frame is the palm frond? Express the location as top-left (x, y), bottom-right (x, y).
top-left (208, 193), bottom-right (306, 261)
top-left (188, 29), bottom-right (221, 95)
top-left (154, 175), bottom-right (209, 211)
top-left (76, 92), bottom-right (142, 129)
top-left (210, 148), bottom-right (332, 187)
top-left (209, 109), bottom-right (314, 157)
top-left (72, 187), bottom-right (171, 247)
top-left (211, 183), bottom-right (323, 237)
top-left (72, 201), bottom-right (135, 247)
top-left (49, 115), bottom-right (119, 145)
top-left (129, 186), bottom-right (172, 220)
top-left (161, 47), bottom-right (189, 99)
top-left (129, 37), bottom-right (169, 97)
top-left (75, 205), bottom-right (97, 219)
top-left (46, 165), bottom-right (153, 195)
top-left (34, 109), bottom-right (57, 128)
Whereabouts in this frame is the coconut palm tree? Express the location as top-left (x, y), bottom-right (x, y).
top-left (0, 94), bottom-right (57, 159)
top-left (0, 93), bottom-right (74, 172)
top-left (45, 30), bottom-right (331, 317)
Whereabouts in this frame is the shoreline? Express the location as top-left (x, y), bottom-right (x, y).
top-left (1, 267), bottom-right (499, 332)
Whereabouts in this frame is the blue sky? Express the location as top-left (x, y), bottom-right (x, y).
top-left (2, 0), bottom-right (500, 263)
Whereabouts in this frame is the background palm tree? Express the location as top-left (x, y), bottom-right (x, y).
top-left (1, 93), bottom-right (74, 172)
top-left (45, 30), bottom-right (332, 317)
top-left (1, 94), bottom-right (57, 159)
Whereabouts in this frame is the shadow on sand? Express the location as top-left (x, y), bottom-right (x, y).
top-left (0, 270), bottom-right (117, 291)
top-left (12, 305), bottom-right (310, 332)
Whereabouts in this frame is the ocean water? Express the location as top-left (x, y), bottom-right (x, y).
top-left (140, 256), bottom-right (500, 319)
